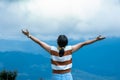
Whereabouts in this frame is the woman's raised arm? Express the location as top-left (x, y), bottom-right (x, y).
top-left (22, 29), bottom-right (51, 52)
top-left (72, 35), bottom-right (105, 52)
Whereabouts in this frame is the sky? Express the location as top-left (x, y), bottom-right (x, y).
top-left (0, 0), bottom-right (120, 41)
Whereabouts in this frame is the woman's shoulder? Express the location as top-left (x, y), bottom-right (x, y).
top-left (50, 45), bottom-right (72, 50)
top-left (50, 46), bottom-right (58, 51)
top-left (65, 45), bottom-right (72, 50)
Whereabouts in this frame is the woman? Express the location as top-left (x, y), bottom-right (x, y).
top-left (22, 29), bottom-right (105, 80)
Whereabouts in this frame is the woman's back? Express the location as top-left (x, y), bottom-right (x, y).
top-left (50, 46), bottom-right (72, 74)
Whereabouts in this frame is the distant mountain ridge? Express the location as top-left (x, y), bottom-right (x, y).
top-left (0, 51), bottom-right (51, 80)
top-left (0, 51), bottom-right (120, 80)
top-left (0, 38), bottom-right (120, 80)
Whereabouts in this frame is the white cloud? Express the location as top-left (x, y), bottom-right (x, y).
top-left (26, 0), bottom-right (101, 20)
top-left (0, 0), bottom-right (120, 41)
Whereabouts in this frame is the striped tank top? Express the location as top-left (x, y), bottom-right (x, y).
top-left (50, 46), bottom-right (72, 74)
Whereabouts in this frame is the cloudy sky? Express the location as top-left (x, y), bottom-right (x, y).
top-left (0, 0), bottom-right (120, 40)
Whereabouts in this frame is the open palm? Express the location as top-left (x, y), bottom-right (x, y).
top-left (22, 29), bottom-right (29, 36)
top-left (96, 35), bottom-right (105, 40)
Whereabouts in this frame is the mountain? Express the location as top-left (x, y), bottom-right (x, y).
top-left (0, 50), bottom-right (119, 80)
top-left (0, 38), bottom-right (120, 80)
top-left (0, 51), bottom-right (51, 80)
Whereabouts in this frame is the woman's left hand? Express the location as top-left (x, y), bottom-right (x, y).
top-left (96, 35), bottom-right (106, 40)
top-left (22, 29), bottom-right (30, 37)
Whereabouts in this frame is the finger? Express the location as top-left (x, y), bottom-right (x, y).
top-left (21, 29), bottom-right (24, 33)
top-left (100, 37), bottom-right (105, 40)
top-left (97, 35), bottom-right (100, 38)
top-left (102, 37), bottom-right (106, 39)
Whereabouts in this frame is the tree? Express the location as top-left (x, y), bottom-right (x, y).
top-left (0, 70), bottom-right (17, 80)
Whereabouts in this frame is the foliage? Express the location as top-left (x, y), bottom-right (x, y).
top-left (0, 70), bottom-right (17, 80)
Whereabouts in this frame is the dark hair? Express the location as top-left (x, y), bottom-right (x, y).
top-left (57, 35), bottom-right (68, 57)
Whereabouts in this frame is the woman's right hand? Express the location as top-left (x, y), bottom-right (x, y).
top-left (96, 35), bottom-right (105, 41)
top-left (22, 29), bottom-right (30, 37)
